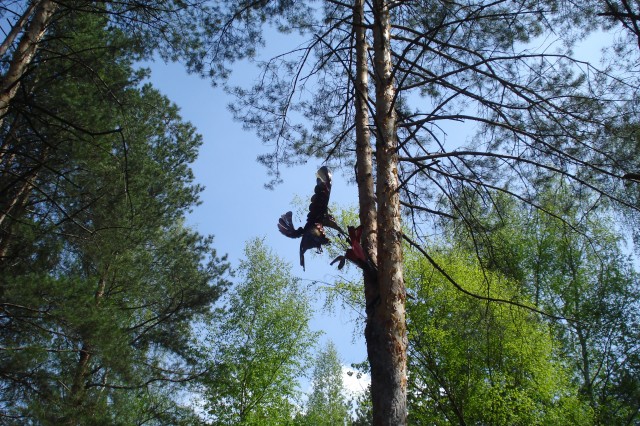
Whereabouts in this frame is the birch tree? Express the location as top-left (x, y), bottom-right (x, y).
top-left (302, 341), bottom-right (350, 425)
top-left (202, 239), bottom-right (318, 425)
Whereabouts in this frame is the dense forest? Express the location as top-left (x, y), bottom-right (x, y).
top-left (1, 1), bottom-right (640, 425)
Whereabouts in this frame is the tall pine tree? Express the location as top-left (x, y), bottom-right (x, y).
top-left (0, 10), bottom-right (229, 423)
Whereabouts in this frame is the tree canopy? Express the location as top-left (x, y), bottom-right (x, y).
top-left (0, 6), bottom-right (229, 424)
top-left (201, 238), bottom-right (318, 425)
top-left (300, 341), bottom-right (350, 425)
top-left (406, 244), bottom-right (591, 425)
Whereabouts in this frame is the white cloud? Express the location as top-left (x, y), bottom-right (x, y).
top-left (342, 365), bottom-right (370, 395)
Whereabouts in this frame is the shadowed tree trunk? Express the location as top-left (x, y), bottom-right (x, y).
top-left (363, 1), bottom-right (408, 424)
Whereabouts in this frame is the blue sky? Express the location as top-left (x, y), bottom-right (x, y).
top-left (145, 57), bottom-right (369, 375)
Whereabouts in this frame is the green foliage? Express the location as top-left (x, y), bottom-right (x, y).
top-left (443, 187), bottom-right (640, 424)
top-left (350, 385), bottom-right (372, 426)
top-left (405, 248), bottom-right (592, 425)
top-left (299, 341), bottom-right (350, 426)
top-left (202, 238), bottom-right (319, 425)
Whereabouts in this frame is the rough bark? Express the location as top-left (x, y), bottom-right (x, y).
top-left (353, 0), bottom-right (378, 276)
top-left (366, 0), bottom-right (408, 424)
top-left (0, 0), bottom-right (58, 127)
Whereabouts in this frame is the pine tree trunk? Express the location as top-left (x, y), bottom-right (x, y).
top-left (366, 0), bottom-right (408, 424)
top-left (0, 0), bottom-right (57, 127)
top-left (353, 0), bottom-right (378, 278)
top-left (0, 2), bottom-right (38, 58)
